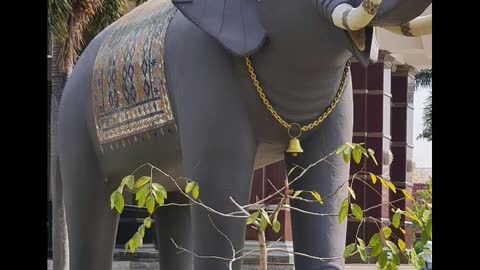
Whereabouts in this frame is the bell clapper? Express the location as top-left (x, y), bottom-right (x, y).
top-left (285, 123), bottom-right (304, 157)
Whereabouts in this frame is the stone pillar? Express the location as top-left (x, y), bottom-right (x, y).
top-left (347, 52), bottom-right (394, 262)
top-left (390, 65), bottom-right (416, 249)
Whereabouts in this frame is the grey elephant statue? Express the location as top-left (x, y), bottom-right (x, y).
top-left (56, 0), bottom-right (432, 269)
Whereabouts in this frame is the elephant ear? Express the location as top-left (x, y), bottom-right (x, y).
top-left (172, 0), bottom-right (267, 56)
top-left (344, 27), bottom-right (376, 67)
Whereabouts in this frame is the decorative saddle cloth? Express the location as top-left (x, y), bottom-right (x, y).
top-left (92, 0), bottom-right (176, 152)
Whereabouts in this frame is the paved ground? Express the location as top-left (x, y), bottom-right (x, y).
top-left (47, 260), bottom-right (414, 269)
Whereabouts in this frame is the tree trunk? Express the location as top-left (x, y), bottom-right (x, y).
top-left (258, 229), bottom-right (268, 270)
top-left (50, 37), bottom-right (71, 270)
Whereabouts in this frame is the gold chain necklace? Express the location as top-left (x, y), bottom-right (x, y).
top-left (244, 56), bottom-right (352, 157)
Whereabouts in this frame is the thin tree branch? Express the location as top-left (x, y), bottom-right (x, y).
top-left (242, 151), bottom-right (337, 209)
top-left (171, 238), bottom-right (231, 262)
top-left (266, 248), bottom-right (343, 262)
top-left (149, 163), bottom-right (248, 219)
top-left (363, 197), bottom-right (405, 213)
top-left (283, 205), bottom-right (338, 217)
top-left (208, 215), bottom-right (235, 260)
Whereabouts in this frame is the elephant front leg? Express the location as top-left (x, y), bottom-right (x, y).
top-left (285, 86), bottom-right (353, 270)
top-left (286, 149), bottom-right (350, 270)
top-left (177, 109), bottom-right (257, 270)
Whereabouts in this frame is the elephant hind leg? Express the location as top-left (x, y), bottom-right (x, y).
top-left (154, 192), bottom-right (192, 270)
top-left (58, 111), bottom-right (119, 270)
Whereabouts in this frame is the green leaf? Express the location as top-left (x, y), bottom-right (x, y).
top-left (391, 252), bottom-right (400, 266)
top-left (405, 207), bottom-right (423, 226)
top-left (144, 217), bottom-right (152, 228)
top-left (146, 194), bottom-right (155, 214)
top-left (422, 209), bottom-right (432, 224)
top-left (370, 173), bottom-right (377, 184)
top-left (124, 242), bottom-right (130, 254)
top-left (110, 191), bottom-right (124, 214)
top-left (336, 144), bottom-right (349, 154)
top-left (386, 240), bottom-right (398, 254)
top-left (368, 233), bottom-right (381, 247)
top-left (133, 232), bottom-right (143, 248)
top-left (136, 184), bottom-right (149, 201)
top-left (388, 261), bottom-right (399, 270)
top-left (338, 198), bottom-right (349, 223)
top-left (343, 150), bottom-right (351, 163)
top-left (110, 192), bottom-right (117, 209)
top-left (368, 148), bottom-right (378, 166)
top-left (344, 243), bottom-right (356, 258)
top-left (129, 239), bottom-right (135, 253)
top-left (247, 212), bottom-right (259, 225)
top-left (378, 252), bottom-right (388, 269)
top-left (401, 189), bottom-right (413, 201)
top-left (426, 218), bottom-right (432, 238)
top-left (138, 197), bottom-right (146, 208)
top-left (152, 183), bottom-right (168, 199)
top-left (260, 216), bottom-right (268, 231)
top-left (153, 190), bottom-right (165, 206)
top-left (273, 220), bottom-right (281, 233)
top-left (371, 242), bottom-right (383, 257)
top-left (420, 230), bottom-right (429, 246)
top-left (348, 187), bottom-right (356, 200)
top-left (122, 175), bottom-right (135, 190)
top-left (351, 204), bottom-right (363, 220)
top-left (400, 228), bottom-right (406, 235)
top-left (138, 225), bottom-right (145, 237)
top-left (185, 182), bottom-right (195, 193)
top-left (398, 239), bottom-right (406, 252)
top-left (379, 177), bottom-right (388, 189)
top-left (135, 176), bottom-right (151, 188)
top-left (386, 181), bottom-right (397, 193)
top-left (392, 212), bottom-right (401, 228)
top-left (310, 191), bottom-right (323, 204)
top-left (192, 184), bottom-right (200, 199)
top-left (357, 245), bottom-right (367, 262)
top-left (382, 227), bottom-right (392, 239)
top-left (357, 238), bottom-right (366, 249)
top-left (260, 209), bottom-right (271, 225)
top-left (288, 166), bottom-right (298, 176)
top-left (353, 145), bottom-right (363, 164)
top-left (292, 190), bottom-right (303, 199)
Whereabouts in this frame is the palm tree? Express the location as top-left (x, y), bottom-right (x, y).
top-left (48, 1), bottom-right (146, 269)
top-left (415, 69), bottom-right (432, 141)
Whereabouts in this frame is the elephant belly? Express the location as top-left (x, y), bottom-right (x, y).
top-left (98, 129), bottom-right (186, 193)
top-left (254, 143), bottom-right (285, 169)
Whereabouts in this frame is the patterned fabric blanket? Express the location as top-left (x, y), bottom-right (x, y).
top-left (92, 0), bottom-right (176, 151)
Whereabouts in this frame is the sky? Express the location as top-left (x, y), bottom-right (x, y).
top-left (412, 87), bottom-right (432, 168)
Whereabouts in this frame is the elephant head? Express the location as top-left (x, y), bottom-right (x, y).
top-left (172, 0), bottom-right (432, 66)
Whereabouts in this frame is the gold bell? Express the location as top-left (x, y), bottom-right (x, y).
top-left (285, 137), bottom-right (304, 157)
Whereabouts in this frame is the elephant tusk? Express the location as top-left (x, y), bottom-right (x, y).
top-left (381, 14), bottom-right (432, 36)
top-left (331, 0), bottom-right (382, 31)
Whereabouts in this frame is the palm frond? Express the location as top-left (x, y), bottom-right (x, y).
top-left (135, 0), bottom-right (149, 6)
top-left (49, 0), bottom-right (149, 72)
top-left (414, 69), bottom-right (432, 89)
top-left (83, 0), bottom-right (129, 45)
top-left (417, 89), bottom-right (432, 141)
top-left (57, 0), bottom-right (103, 72)
top-left (48, 0), bottom-right (75, 41)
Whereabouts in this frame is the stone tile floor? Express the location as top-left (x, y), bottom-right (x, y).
top-left (47, 260), bottom-right (413, 269)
